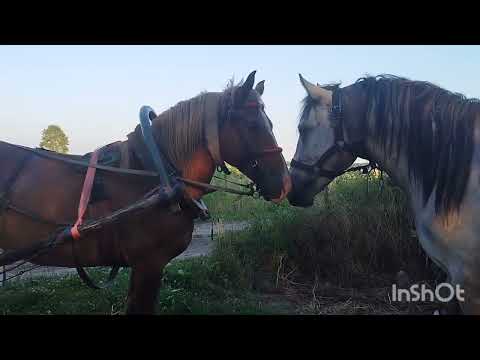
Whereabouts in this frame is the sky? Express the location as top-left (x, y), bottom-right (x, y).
top-left (1, 45), bottom-right (479, 161)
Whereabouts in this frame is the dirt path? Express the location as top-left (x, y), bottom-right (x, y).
top-left (176, 220), bottom-right (249, 260)
top-left (0, 220), bottom-right (250, 283)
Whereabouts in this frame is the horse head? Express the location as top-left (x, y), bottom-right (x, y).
top-left (218, 71), bottom-right (291, 203)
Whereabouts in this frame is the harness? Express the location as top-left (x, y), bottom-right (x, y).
top-left (290, 87), bottom-right (372, 178)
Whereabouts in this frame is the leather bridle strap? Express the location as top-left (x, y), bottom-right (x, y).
top-left (235, 130), bottom-right (283, 171)
top-left (290, 144), bottom-right (347, 179)
top-left (290, 88), bottom-right (359, 179)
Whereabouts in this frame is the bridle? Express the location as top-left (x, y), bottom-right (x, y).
top-left (290, 88), bottom-right (362, 179)
top-left (221, 97), bottom-right (284, 176)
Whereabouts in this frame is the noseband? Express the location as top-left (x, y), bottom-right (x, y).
top-left (290, 88), bottom-right (358, 179)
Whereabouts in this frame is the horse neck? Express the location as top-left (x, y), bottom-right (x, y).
top-left (364, 140), bottom-right (409, 188)
top-left (148, 95), bottom-right (221, 200)
top-left (180, 147), bottom-right (216, 200)
top-left (147, 124), bottom-right (217, 200)
top-left (341, 86), bottom-right (410, 191)
top-left (359, 105), bottom-right (422, 209)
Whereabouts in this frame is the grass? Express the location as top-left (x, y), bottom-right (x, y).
top-left (202, 168), bottom-right (286, 221)
top-left (203, 171), bottom-right (444, 314)
top-left (0, 169), bottom-right (444, 315)
top-left (0, 259), bottom-right (295, 315)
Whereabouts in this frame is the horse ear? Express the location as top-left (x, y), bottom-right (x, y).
top-left (255, 80), bottom-right (265, 96)
top-left (243, 70), bottom-right (256, 91)
top-left (299, 73), bottom-right (330, 101)
top-left (235, 70), bottom-right (256, 106)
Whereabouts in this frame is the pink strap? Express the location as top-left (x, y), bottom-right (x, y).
top-left (70, 148), bottom-right (101, 240)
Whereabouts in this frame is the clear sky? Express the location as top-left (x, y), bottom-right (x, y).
top-left (1, 45), bottom-right (479, 160)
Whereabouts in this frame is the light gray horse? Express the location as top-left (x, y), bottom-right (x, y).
top-left (288, 74), bottom-right (480, 314)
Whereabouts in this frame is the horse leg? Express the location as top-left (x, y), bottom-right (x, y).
top-left (125, 263), bottom-right (165, 315)
top-left (415, 219), bottom-right (465, 314)
top-left (419, 234), bottom-right (479, 314)
top-left (455, 264), bottom-right (480, 315)
top-left (435, 274), bottom-right (462, 315)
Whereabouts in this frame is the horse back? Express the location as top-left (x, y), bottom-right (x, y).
top-left (0, 140), bottom-right (164, 265)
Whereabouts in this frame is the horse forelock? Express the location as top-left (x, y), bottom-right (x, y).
top-left (298, 96), bottom-right (316, 127)
top-left (354, 74), bottom-right (480, 215)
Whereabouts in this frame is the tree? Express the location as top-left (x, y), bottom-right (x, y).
top-left (39, 125), bottom-right (69, 154)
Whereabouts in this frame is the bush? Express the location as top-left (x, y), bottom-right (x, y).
top-left (207, 171), bottom-right (441, 290)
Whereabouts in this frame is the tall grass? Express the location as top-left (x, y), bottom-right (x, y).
top-left (203, 168), bottom-right (285, 221)
top-left (208, 171), bottom-right (441, 289)
top-left (201, 170), bottom-right (444, 314)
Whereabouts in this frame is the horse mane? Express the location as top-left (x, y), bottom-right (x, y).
top-left (353, 74), bottom-right (480, 215)
top-left (150, 78), bottom-right (241, 169)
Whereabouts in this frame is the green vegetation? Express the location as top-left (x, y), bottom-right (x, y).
top-left (202, 167), bottom-right (286, 221)
top-left (202, 171), bottom-right (442, 314)
top-left (1, 170), bottom-right (442, 315)
top-left (0, 260), bottom-right (294, 315)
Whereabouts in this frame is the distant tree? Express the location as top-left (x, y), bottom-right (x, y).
top-left (39, 125), bottom-right (69, 154)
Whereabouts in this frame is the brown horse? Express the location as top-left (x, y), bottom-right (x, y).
top-left (0, 70), bottom-right (291, 314)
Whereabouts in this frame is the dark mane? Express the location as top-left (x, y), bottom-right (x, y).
top-left (353, 74), bottom-right (480, 215)
top-left (299, 95), bottom-right (317, 125)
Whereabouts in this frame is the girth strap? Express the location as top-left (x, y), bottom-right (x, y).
top-left (70, 147), bottom-right (120, 289)
top-left (71, 148), bottom-right (101, 240)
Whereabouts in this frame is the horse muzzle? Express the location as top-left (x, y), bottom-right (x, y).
top-left (271, 174), bottom-right (292, 204)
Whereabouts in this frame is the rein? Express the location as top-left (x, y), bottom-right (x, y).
top-left (10, 144), bottom-right (257, 197)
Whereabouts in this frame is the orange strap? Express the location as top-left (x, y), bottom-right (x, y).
top-left (70, 148), bottom-right (101, 240)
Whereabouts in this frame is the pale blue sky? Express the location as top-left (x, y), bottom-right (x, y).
top-left (1, 45), bottom-right (479, 160)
